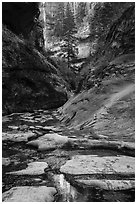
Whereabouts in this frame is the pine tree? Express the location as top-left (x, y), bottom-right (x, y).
top-left (60, 3), bottom-right (78, 71)
top-left (53, 2), bottom-right (65, 38)
top-left (76, 2), bottom-right (86, 26)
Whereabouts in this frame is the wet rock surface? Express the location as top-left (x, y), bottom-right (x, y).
top-left (2, 110), bottom-right (135, 202)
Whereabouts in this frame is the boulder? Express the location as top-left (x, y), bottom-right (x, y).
top-left (2, 186), bottom-right (57, 202)
top-left (7, 161), bottom-right (48, 175)
top-left (27, 133), bottom-right (69, 151)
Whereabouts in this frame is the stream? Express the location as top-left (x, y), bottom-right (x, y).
top-left (2, 110), bottom-right (135, 202)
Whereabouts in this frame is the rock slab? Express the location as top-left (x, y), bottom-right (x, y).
top-left (60, 155), bottom-right (135, 191)
top-left (75, 179), bottom-right (135, 190)
top-left (60, 155), bottom-right (135, 175)
top-left (2, 131), bottom-right (36, 142)
top-left (7, 161), bottom-right (48, 175)
top-left (2, 186), bottom-right (57, 202)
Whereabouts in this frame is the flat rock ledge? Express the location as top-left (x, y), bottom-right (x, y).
top-left (60, 155), bottom-right (134, 175)
top-left (6, 161), bottom-right (48, 175)
top-left (67, 139), bottom-right (135, 153)
top-left (60, 155), bottom-right (135, 191)
top-left (75, 179), bottom-right (135, 190)
top-left (2, 131), bottom-right (36, 142)
top-left (2, 186), bottom-right (57, 202)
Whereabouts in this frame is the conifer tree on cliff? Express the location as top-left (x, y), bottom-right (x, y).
top-left (60, 3), bottom-right (78, 71)
top-left (76, 2), bottom-right (86, 26)
top-left (53, 2), bottom-right (65, 38)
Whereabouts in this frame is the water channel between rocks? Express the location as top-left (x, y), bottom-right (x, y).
top-left (2, 110), bottom-right (135, 202)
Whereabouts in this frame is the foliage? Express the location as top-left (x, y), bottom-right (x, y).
top-left (53, 3), bottom-right (65, 38)
top-left (74, 3), bottom-right (135, 93)
top-left (46, 3), bottom-right (66, 39)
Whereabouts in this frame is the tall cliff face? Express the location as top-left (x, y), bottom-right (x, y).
top-left (58, 4), bottom-right (135, 142)
top-left (2, 3), bottom-right (67, 115)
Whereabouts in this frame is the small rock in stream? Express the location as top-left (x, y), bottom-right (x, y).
top-left (68, 135), bottom-right (77, 138)
top-left (19, 125), bottom-right (28, 130)
top-left (2, 157), bottom-right (11, 166)
top-left (35, 125), bottom-right (43, 129)
top-left (6, 161), bottom-right (48, 175)
top-left (8, 126), bottom-right (19, 130)
top-left (42, 126), bottom-right (61, 132)
top-left (33, 178), bottom-right (42, 182)
top-left (29, 126), bottom-right (35, 129)
top-left (2, 186), bottom-right (57, 202)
